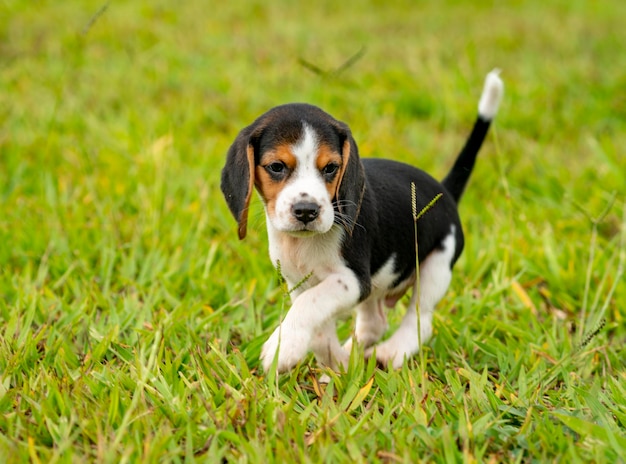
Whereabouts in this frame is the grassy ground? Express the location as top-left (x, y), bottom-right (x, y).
top-left (1, 0), bottom-right (625, 462)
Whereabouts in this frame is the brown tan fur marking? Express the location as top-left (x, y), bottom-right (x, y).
top-left (316, 144), bottom-right (343, 199)
top-left (255, 144), bottom-right (297, 217)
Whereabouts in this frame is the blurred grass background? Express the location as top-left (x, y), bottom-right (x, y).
top-left (1, 0), bottom-right (625, 461)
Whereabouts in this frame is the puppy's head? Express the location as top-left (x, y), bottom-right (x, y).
top-left (221, 104), bottom-right (365, 239)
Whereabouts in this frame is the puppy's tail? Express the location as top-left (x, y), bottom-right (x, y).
top-left (442, 69), bottom-right (504, 203)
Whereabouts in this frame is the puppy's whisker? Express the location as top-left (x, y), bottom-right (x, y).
top-left (332, 200), bottom-right (359, 229)
top-left (333, 217), bottom-right (352, 234)
top-left (333, 199), bottom-right (358, 209)
top-left (333, 211), bottom-right (365, 234)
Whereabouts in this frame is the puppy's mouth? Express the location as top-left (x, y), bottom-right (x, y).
top-left (287, 228), bottom-right (320, 237)
top-left (276, 221), bottom-right (323, 236)
top-left (271, 220), bottom-right (327, 237)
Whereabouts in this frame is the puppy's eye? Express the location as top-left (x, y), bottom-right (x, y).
top-left (321, 163), bottom-right (340, 181)
top-left (266, 162), bottom-right (286, 174)
top-left (322, 163), bottom-right (339, 176)
top-left (267, 162), bottom-right (285, 173)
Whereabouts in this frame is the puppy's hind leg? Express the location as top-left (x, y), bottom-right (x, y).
top-left (368, 232), bottom-right (456, 369)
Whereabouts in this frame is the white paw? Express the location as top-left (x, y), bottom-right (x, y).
top-left (366, 337), bottom-right (419, 370)
top-left (260, 325), bottom-right (311, 373)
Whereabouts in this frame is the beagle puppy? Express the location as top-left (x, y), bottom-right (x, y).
top-left (221, 70), bottom-right (503, 373)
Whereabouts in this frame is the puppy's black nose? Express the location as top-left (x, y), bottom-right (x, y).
top-left (292, 202), bottom-right (320, 224)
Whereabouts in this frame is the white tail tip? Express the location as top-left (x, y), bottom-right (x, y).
top-left (478, 69), bottom-right (504, 120)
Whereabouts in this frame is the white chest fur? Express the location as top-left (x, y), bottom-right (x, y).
top-left (266, 221), bottom-right (346, 291)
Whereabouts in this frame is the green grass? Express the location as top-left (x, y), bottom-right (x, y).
top-left (1, 0), bottom-right (625, 461)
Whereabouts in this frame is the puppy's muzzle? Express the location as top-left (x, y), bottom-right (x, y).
top-left (292, 202), bottom-right (320, 224)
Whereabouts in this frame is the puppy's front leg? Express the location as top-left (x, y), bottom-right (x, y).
top-left (261, 270), bottom-right (361, 373)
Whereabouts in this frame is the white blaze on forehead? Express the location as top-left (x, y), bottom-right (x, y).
top-left (291, 123), bottom-right (319, 173)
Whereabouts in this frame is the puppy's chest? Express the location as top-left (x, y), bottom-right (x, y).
top-left (268, 227), bottom-right (345, 289)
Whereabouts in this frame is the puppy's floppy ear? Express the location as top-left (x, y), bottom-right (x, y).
top-left (221, 125), bottom-right (258, 240)
top-left (333, 123), bottom-right (366, 235)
